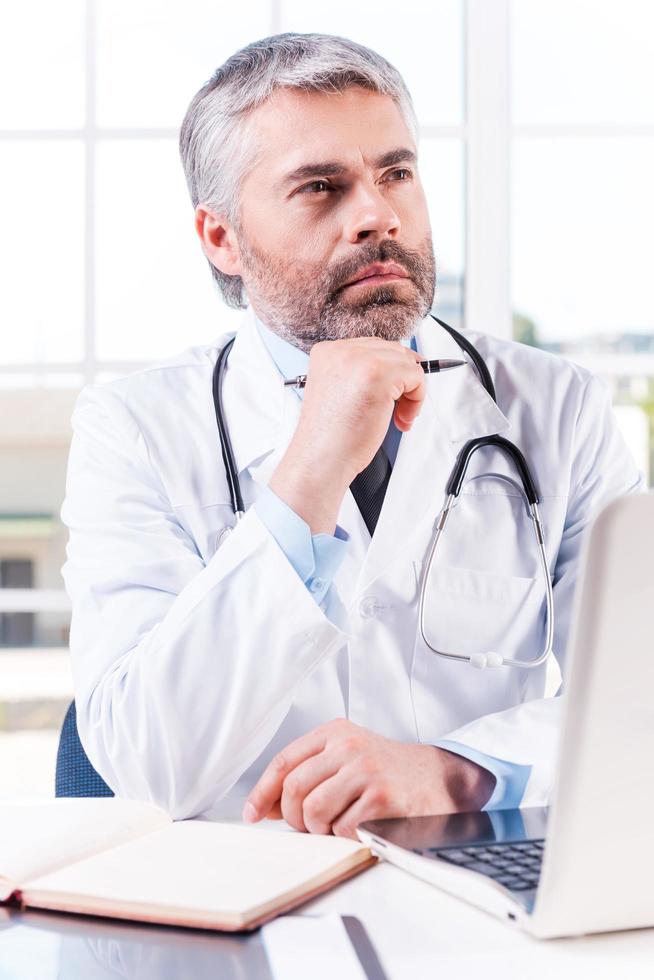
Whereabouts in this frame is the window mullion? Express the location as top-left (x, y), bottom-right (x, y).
top-left (83, 0), bottom-right (97, 386)
top-left (464, 0), bottom-right (511, 340)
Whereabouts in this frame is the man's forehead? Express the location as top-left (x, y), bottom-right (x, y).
top-left (246, 86), bottom-right (415, 177)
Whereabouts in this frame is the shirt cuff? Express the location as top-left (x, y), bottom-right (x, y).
top-left (254, 485), bottom-right (349, 605)
top-left (435, 738), bottom-right (532, 810)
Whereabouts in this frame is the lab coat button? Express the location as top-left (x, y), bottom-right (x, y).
top-left (358, 596), bottom-right (379, 619)
top-left (214, 526), bottom-right (232, 551)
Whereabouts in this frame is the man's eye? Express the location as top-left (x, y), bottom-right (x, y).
top-left (299, 180), bottom-right (335, 194)
top-left (387, 168), bottom-right (413, 182)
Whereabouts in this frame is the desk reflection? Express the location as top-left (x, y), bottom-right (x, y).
top-left (1, 909), bottom-right (272, 980)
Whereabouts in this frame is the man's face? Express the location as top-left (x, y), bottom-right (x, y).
top-left (230, 86), bottom-right (436, 351)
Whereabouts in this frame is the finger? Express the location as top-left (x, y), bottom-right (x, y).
top-left (331, 788), bottom-right (390, 840)
top-left (301, 766), bottom-right (366, 836)
top-left (243, 728), bottom-right (327, 822)
top-left (393, 364), bottom-right (425, 431)
top-left (280, 752), bottom-right (341, 832)
top-left (357, 342), bottom-right (424, 363)
top-left (401, 344), bottom-right (426, 362)
top-left (347, 337), bottom-right (414, 352)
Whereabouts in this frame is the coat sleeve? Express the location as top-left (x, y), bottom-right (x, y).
top-left (435, 373), bottom-right (647, 806)
top-left (60, 384), bottom-right (348, 819)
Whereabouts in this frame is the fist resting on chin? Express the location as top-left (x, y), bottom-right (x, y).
top-left (242, 718), bottom-right (496, 839)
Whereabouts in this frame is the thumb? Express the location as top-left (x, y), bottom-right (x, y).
top-left (393, 394), bottom-right (422, 431)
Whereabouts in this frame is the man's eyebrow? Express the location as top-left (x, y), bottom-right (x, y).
top-left (281, 147), bottom-right (417, 186)
top-left (373, 147), bottom-right (417, 169)
top-left (282, 160), bottom-right (346, 185)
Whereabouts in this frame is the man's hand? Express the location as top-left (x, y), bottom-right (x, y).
top-left (269, 337), bottom-right (426, 535)
top-left (242, 719), bottom-right (496, 839)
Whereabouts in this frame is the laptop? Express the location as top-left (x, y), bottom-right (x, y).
top-left (357, 492), bottom-right (654, 939)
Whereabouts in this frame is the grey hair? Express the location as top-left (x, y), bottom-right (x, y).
top-left (179, 33), bottom-right (418, 309)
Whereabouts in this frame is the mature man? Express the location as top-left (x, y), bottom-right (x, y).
top-left (61, 34), bottom-right (643, 837)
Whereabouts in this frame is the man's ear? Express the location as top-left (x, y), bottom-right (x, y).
top-left (194, 205), bottom-right (242, 278)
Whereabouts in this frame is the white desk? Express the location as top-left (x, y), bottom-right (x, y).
top-left (2, 847), bottom-right (653, 979)
top-left (304, 859), bottom-right (654, 979)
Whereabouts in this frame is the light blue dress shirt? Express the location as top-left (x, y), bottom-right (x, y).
top-left (252, 315), bottom-right (530, 810)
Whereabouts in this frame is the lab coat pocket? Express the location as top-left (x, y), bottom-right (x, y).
top-left (409, 561), bottom-right (547, 742)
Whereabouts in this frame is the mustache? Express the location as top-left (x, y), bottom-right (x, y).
top-left (327, 240), bottom-right (428, 296)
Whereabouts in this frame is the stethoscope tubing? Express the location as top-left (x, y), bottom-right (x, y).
top-left (212, 336), bottom-right (245, 520)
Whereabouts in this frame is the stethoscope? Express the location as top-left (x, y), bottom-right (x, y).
top-left (212, 313), bottom-right (554, 672)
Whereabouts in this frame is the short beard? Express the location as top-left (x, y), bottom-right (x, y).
top-left (238, 233), bottom-right (436, 353)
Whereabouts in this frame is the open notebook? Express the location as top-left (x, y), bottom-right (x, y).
top-left (0, 799), bottom-right (375, 931)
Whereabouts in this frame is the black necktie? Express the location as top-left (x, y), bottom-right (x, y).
top-left (349, 445), bottom-right (392, 536)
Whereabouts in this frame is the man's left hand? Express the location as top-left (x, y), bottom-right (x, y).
top-left (242, 719), bottom-right (496, 838)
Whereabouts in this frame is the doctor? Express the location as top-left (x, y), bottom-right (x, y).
top-left (61, 33), bottom-right (643, 836)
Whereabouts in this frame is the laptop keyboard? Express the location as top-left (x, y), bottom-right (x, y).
top-left (423, 839), bottom-right (545, 892)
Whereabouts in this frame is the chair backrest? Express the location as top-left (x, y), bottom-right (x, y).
top-left (55, 701), bottom-right (114, 797)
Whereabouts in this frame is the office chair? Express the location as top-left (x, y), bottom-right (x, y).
top-left (55, 701), bottom-right (114, 797)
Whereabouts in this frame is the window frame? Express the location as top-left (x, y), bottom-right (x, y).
top-left (0, 0), bottom-right (651, 374)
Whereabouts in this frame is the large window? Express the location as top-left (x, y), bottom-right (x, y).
top-left (2, 3), bottom-right (651, 381)
top-left (0, 0), bottom-right (465, 383)
top-left (509, 0), bottom-right (654, 481)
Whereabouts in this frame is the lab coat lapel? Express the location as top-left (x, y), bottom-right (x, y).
top-left (219, 308), bottom-right (302, 484)
top-left (354, 315), bottom-right (512, 594)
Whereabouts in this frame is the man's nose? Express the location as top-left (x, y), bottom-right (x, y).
top-left (344, 183), bottom-right (401, 243)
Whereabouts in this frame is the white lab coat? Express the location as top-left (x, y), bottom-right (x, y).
top-left (61, 309), bottom-right (644, 819)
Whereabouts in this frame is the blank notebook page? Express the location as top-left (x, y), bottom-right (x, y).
top-left (0, 799), bottom-right (169, 897)
top-left (22, 821), bottom-right (368, 925)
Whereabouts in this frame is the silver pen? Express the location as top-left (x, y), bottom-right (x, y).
top-left (283, 359), bottom-right (466, 389)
